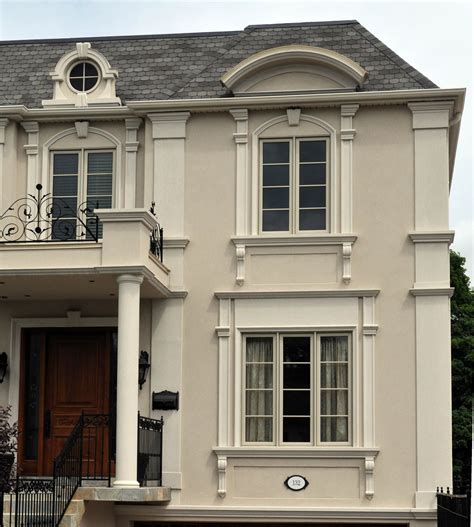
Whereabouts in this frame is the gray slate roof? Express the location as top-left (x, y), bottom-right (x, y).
top-left (0, 20), bottom-right (437, 108)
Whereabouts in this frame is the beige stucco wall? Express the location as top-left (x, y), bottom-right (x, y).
top-left (0, 99), bottom-right (453, 525)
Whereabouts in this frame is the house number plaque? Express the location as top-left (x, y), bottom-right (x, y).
top-left (284, 475), bottom-right (309, 491)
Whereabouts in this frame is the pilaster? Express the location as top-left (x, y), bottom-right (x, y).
top-left (340, 105), bottom-right (359, 233)
top-left (0, 118), bottom-right (8, 211)
top-left (21, 121), bottom-right (39, 196)
top-left (230, 109), bottom-right (249, 236)
top-left (124, 118), bottom-right (142, 208)
top-left (216, 298), bottom-right (232, 447)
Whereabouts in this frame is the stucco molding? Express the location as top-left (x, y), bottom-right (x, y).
top-left (230, 235), bottom-right (357, 286)
top-left (230, 109), bottom-right (249, 237)
top-left (409, 231), bottom-right (455, 244)
top-left (21, 121), bottom-right (39, 196)
top-left (410, 287), bottom-right (454, 297)
top-left (124, 117), bottom-right (142, 208)
top-left (215, 289), bottom-right (380, 299)
top-left (220, 45), bottom-right (368, 92)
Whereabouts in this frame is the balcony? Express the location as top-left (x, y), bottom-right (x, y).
top-left (0, 185), bottom-right (172, 300)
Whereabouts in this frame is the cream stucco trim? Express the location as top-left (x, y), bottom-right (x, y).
top-left (409, 231), bottom-right (455, 244)
top-left (231, 235), bottom-right (357, 285)
top-left (213, 447), bottom-right (380, 499)
top-left (230, 109), bottom-right (249, 236)
top-left (340, 104), bottom-right (359, 233)
top-left (0, 118), bottom-right (8, 211)
top-left (220, 45), bottom-right (368, 91)
top-left (409, 287), bottom-right (454, 297)
top-left (215, 289), bottom-right (379, 299)
top-left (21, 121), bottom-right (39, 197)
top-left (124, 117), bottom-right (142, 208)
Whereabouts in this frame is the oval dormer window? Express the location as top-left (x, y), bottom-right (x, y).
top-left (68, 61), bottom-right (100, 93)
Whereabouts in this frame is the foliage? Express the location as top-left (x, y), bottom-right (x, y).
top-left (0, 405), bottom-right (17, 454)
top-left (450, 250), bottom-right (473, 492)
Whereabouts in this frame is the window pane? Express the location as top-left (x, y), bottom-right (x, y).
top-left (86, 196), bottom-right (112, 210)
top-left (84, 63), bottom-right (98, 77)
top-left (84, 77), bottom-right (98, 91)
top-left (300, 140), bottom-right (326, 162)
top-left (320, 390), bottom-right (348, 415)
top-left (246, 337), bottom-right (273, 362)
top-left (263, 165), bottom-right (289, 186)
top-left (53, 153), bottom-right (78, 175)
top-left (69, 77), bottom-right (84, 91)
top-left (283, 417), bottom-right (310, 442)
top-left (321, 336), bottom-right (348, 361)
top-left (87, 174), bottom-right (113, 195)
top-left (283, 364), bottom-right (310, 389)
top-left (321, 416), bottom-right (348, 442)
top-left (53, 175), bottom-right (78, 196)
top-left (246, 417), bottom-right (272, 442)
top-left (263, 188), bottom-right (289, 209)
top-left (300, 164), bottom-right (326, 185)
top-left (88, 152), bottom-right (113, 173)
top-left (321, 364), bottom-right (348, 388)
top-left (299, 209), bottom-right (326, 230)
top-left (246, 391), bottom-right (273, 416)
top-left (246, 364), bottom-right (273, 389)
top-left (299, 186), bottom-right (326, 208)
top-left (283, 391), bottom-right (310, 415)
top-left (263, 142), bottom-right (289, 163)
top-left (283, 337), bottom-right (310, 362)
top-left (70, 63), bottom-right (84, 77)
top-left (262, 210), bottom-right (289, 231)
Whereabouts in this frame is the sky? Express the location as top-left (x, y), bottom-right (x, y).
top-left (0, 0), bottom-right (472, 278)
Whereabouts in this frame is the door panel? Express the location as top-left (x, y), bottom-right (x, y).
top-left (43, 331), bottom-right (111, 475)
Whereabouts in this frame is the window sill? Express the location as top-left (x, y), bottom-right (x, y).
top-left (230, 234), bottom-right (357, 285)
top-left (212, 445), bottom-right (379, 499)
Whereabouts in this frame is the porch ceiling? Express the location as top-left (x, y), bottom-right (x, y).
top-left (0, 268), bottom-right (169, 300)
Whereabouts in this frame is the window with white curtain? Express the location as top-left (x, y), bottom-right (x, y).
top-left (244, 332), bottom-right (351, 445)
top-left (51, 150), bottom-right (114, 239)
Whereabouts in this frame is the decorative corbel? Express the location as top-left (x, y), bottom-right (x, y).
top-left (342, 242), bottom-right (352, 284)
top-left (287, 108), bottom-right (301, 126)
top-left (365, 456), bottom-right (375, 499)
top-left (235, 244), bottom-right (246, 286)
top-left (75, 121), bottom-right (89, 138)
top-left (217, 455), bottom-right (227, 498)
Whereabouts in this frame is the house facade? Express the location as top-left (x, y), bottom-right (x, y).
top-left (0, 20), bottom-right (464, 527)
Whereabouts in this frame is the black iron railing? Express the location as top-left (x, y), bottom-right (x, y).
top-left (6, 412), bottom-right (163, 526)
top-left (437, 488), bottom-right (471, 527)
top-left (0, 184), bottom-right (100, 243)
top-left (149, 202), bottom-right (164, 262)
top-left (137, 414), bottom-right (163, 486)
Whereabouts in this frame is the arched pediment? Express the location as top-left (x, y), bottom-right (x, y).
top-left (221, 45), bottom-right (368, 95)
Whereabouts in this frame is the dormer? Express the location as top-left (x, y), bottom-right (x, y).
top-left (220, 45), bottom-right (368, 96)
top-left (42, 42), bottom-right (121, 108)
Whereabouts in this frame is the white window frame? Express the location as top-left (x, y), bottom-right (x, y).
top-left (50, 148), bottom-right (116, 211)
top-left (242, 330), bottom-right (352, 447)
top-left (259, 137), bottom-right (330, 235)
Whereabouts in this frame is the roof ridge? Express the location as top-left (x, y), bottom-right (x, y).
top-left (0, 30), bottom-right (241, 46)
top-left (352, 22), bottom-right (437, 89)
top-left (245, 20), bottom-right (358, 30)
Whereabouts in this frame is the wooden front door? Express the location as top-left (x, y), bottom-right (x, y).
top-left (19, 329), bottom-right (115, 476)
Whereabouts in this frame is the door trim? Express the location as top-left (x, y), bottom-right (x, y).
top-left (16, 323), bottom-right (117, 476)
top-left (8, 316), bottom-right (118, 427)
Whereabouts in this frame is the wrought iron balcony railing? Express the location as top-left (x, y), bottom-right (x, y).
top-left (0, 184), bottom-right (99, 243)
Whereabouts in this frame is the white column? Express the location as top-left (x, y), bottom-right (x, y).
top-left (124, 118), bottom-right (142, 208)
top-left (21, 121), bottom-right (39, 196)
top-left (114, 273), bottom-right (143, 488)
top-left (340, 104), bottom-right (359, 233)
top-left (0, 118), bottom-right (8, 211)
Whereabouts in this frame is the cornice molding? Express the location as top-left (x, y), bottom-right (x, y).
top-left (410, 287), bottom-right (454, 297)
top-left (231, 234), bottom-right (357, 247)
top-left (215, 289), bottom-right (380, 300)
top-left (409, 231), bottom-right (455, 244)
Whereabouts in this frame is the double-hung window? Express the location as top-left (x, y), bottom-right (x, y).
top-left (261, 138), bottom-right (328, 233)
top-left (51, 150), bottom-right (114, 239)
top-left (244, 333), bottom-right (350, 445)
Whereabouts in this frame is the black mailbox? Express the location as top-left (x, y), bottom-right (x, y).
top-left (152, 390), bottom-right (179, 411)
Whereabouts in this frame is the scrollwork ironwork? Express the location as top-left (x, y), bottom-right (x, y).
top-left (149, 201), bottom-right (164, 262)
top-left (0, 184), bottom-right (100, 243)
